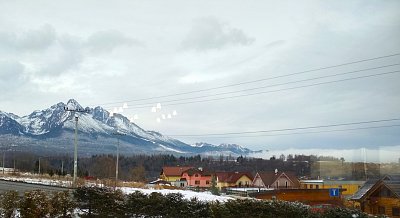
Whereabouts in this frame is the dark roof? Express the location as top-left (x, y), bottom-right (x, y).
top-left (161, 166), bottom-right (193, 176)
top-left (350, 179), bottom-right (377, 200)
top-left (351, 174), bottom-right (400, 201)
top-left (257, 171), bottom-right (299, 187)
top-left (215, 172), bottom-right (253, 183)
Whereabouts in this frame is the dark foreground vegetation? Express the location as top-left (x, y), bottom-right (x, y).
top-left (0, 187), bottom-right (374, 218)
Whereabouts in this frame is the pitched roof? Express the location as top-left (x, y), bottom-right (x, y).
top-left (216, 172), bottom-right (253, 183)
top-left (256, 171), bottom-right (299, 187)
top-left (351, 174), bottom-right (400, 200)
top-left (184, 168), bottom-right (212, 176)
top-left (161, 166), bottom-right (193, 177)
top-left (385, 180), bottom-right (400, 197)
top-left (350, 179), bottom-right (377, 200)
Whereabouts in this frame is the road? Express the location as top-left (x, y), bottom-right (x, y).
top-left (0, 179), bottom-right (73, 195)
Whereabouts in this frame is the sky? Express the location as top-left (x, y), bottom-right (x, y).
top-left (0, 0), bottom-right (400, 161)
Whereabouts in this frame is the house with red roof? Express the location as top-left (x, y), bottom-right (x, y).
top-left (181, 168), bottom-right (212, 188)
top-left (215, 172), bottom-right (253, 189)
top-left (160, 166), bottom-right (193, 182)
top-left (252, 170), bottom-right (300, 189)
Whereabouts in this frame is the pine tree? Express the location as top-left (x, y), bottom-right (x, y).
top-left (210, 175), bottom-right (220, 196)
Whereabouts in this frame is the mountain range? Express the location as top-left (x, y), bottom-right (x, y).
top-left (0, 99), bottom-right (256, 156)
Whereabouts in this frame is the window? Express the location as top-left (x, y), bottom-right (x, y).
top-left (195, 174), bottom-right (199, 177)
top-left (393, 207), bottom-right (400, 216)
top-left (195, 180), bottom-right (200, 185)
top-left (285, 181), bottom-right (288, 188)
top-left (378, 206), bottom-right (385, 215)
top-left (316, 185), bottom-right (319, 189)
top-left (206, 180), bottom-right (210, 185)
top-left (310, 184), bottom-right (313, 189)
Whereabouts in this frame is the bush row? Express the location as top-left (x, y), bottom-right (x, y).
top-left (0, 187), bottom-right (372, 218)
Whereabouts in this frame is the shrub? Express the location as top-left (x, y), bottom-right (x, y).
top-left (19, 190), bottom-right (51, 218)
top-left (0, 190), bottom-right (19, 218)
top-left (321, 207), bottom-right (370, 218)
top-left (49, 191), bottom-right (76, 218)
top-left (73, 186), bottom-right (126, 217)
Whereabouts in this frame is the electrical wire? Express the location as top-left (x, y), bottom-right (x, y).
top-left (90, 53), bottom-right (400, 107)
top-left (172, 124), bottom-right (400, 138)
top-left (166, 118), bottom-right (400, 136)
top-left (119, 69), bottom-right (400, 109)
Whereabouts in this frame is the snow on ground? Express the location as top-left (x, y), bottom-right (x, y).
top-left (0, 175), bottom-right (72, 187)
top-left (0, 174), bottom-right (232, 202)
top-left (119, 187), bottom-right (233, 202)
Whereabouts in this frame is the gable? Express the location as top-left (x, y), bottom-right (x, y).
top-left (352, 179), bottom-right (400, 201)
top-left (253, 173), bottom-right (266, 187)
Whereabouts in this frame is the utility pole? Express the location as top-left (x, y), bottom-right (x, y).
top-left (38, 157), bottom-right (41, 175)
top-left (61, 160), bottom-right (64, 176)
top-left (64, 106), bottom-right (91, 187)
top-left (113, 131), bottom-right (125, 189)
top-left (2, 152), bottom-right (5, 174)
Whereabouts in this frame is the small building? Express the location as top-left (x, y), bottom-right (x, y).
top-left (181, 168), bottom-right (212, 188)
top-left (253, 170), bottom-right (300, 189)
top-left (215, 172), bottom-right (253, 189)
top-left (160, 166), bottom-right (193, 182)
top-left (350, 175), bottom-right (400, 218)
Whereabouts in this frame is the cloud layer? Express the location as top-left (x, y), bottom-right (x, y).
top-left (0, 0), bottom-right (399, 156)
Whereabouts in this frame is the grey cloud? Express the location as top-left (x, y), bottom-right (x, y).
top-left (36, 34), bottom-right (83, 77)
top-left (0, 61), bottom-right (27, 94)
top-left (181, 17), bottom-right (255, 51)
top-left (40, 48), bottom-right (82, 76)
top-left (85, 30), bottom-right (143, 53)
top-left (0, 24), bottom-right (56, 52)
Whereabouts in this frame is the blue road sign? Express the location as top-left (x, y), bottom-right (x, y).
top-left (329, 188), bottom-right (340, 197)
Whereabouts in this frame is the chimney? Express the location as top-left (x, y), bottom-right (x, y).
top-left (275, 169), bottom-right (278, 175)
top-left (198, 167), bottom-right (203, 171)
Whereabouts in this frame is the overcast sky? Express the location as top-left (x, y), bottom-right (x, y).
top-left (1, 0), bottom-right (399, 159)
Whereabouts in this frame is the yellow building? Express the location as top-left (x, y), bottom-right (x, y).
top-left (351, 175), bottom-right (400, 218)
top-left (215, 172), bottom-right (253, 189)
top-left (160, 166), bottom-right (193, 182)
top-left (300, 180), bottom-right (365, 196)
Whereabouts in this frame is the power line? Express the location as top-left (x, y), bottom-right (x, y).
top-left (121, 69), bottom-right (400, 109)
top-left (117, 64), bottom-right (399, 108)
top-left (91, 53), bottom-right (400, 107)
top-left (167, 118), bottom-right (400, 136)
top-left (177, 124), bottom-right (400, 138)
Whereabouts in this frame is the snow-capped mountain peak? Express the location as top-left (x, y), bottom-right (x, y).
top-left (0, 99), bottom-right (255, 156)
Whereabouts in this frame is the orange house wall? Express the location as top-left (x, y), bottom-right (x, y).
top-left (181, 173), bottom-right (212, 187)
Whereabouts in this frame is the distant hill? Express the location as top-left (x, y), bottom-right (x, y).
top-left (0, 99), bottom-right (256, 156)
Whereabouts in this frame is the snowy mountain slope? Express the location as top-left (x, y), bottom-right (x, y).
top-left (0, 111), bottom-right (25, 135)
top-left (0, 99), bottom-right (255, 156)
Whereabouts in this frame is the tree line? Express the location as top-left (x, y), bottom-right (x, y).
top-left (2, 151), bottom-right (388, 181)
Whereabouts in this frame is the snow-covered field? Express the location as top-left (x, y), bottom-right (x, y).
top-left (0, 175), bottom-right (232, 202)
top-left (120, 187), bottom-right (232, 202)
top-left (0, 173), bottom-right (73, 187)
